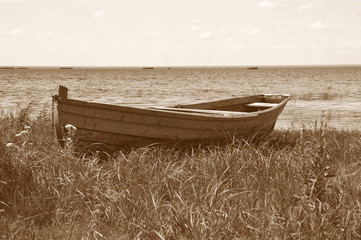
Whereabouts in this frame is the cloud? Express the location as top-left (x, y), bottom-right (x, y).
top-left (199, 32), bottom-right (212, 38)
top-left (249, 28), bottom-right (260, 35)
top-left (233, 44), bottom-right (245, 50)
top-left (63, 37), bottom-right (74, 43)
top-left (308, 21), bottom-right (325, 30)
top-left (190, 25), bottom-right (201, 31)
top-left (93, 10), bottom-right (106, 18)
top-left (280, 28), bottom-right (292, 33)
top-left (217, 29), bottom-right (228, 34)
top-left (240, 28), bottom-right (260, 35)
top-left (309, 43), bottom-right (320, 49)
top-left (11, 28), bottom-right (22, 35)
top-left (298, 4), bottom-right (314, 11)
top-left (257, 0), bottom-right (285, 9)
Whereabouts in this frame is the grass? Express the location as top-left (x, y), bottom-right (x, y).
top-left (1, 105), bottom-right (360, 239)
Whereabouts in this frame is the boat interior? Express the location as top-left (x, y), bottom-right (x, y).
top-left (56, 86), bottom-right (290, 117)
top-left (161, 94), bottom-right (291, 115)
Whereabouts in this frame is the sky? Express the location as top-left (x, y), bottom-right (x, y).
top-left (0, 0), bottom-right (361, 66)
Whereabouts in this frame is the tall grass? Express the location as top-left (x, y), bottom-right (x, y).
top-left (1, 105), bottom-right (360, 239)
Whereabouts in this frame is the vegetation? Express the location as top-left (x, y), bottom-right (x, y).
top-left (1, 105), bottom-right (360, 239)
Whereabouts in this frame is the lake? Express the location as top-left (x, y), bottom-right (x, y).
top-left (1, 66), bottom-right (360, 130)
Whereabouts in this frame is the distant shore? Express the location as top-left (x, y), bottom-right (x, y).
top-left (1, 64), bottom-right (361, 70)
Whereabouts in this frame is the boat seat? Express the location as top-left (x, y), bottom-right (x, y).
top-left (246, 102), bottom-right (279, 108)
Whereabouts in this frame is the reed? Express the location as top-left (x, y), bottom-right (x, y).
top-left (1, 104), bottom-right (360, 239)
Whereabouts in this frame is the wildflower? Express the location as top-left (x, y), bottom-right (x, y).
top-left (65, 124), bottom-right (77, 131)
top-left (6, 143), bottom-right (15, 147)
top-left (65, 124), bottom-right (77, 140)
top-left (6, 142), bottom-right (20, 150)
top-left (15, 130), bottom-right (29, 137)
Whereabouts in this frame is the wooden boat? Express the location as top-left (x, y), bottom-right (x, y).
top-left (53, 85), bottom-right (291, 150)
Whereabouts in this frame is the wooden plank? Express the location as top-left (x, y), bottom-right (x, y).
top-left (61, 112), bottom-right (233, 139)
top-left (60, 103), bottom-right (261, 130)
top-left (60, 99), bottom-right (259, 122)
top-left (60, 111), bottom-right (265, 140)
top-left (73, 128), bottom-right (243, 149)
top-left (58, 85), bottom-right (68, 99)
top-left (73, 119), bottom-right (277, 148)
top-left (246, 102), bottom-right (279, 108)
top-left (214, 103), bottom-right (252, 112)
top-left (61, 98), bottom-right (221, 120)
top-left (60, 95), bottom-right (263, 119)
top-left (151, 107), bottom-right (252, 116)
top-left (75, 128), bottom-right (161, 147)
top-left (180, 95), bottom-right (264, 109)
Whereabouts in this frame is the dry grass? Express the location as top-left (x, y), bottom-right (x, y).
top-left (1, 105), bottom-right (360, 239)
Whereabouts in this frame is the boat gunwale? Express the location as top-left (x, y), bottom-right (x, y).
top-left (57, 94), bottom-right (291, 120)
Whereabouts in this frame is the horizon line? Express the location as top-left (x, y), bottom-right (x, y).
top-left (1, 64), bottom-right (361, 69)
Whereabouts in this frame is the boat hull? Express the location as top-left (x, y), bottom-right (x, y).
top-left (53, 86), bottom-right (290, 150)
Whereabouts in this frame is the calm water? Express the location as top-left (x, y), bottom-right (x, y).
top-left (0, 66), bottom-right (360, 130)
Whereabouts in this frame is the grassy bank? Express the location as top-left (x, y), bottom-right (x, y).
top-left (1, 106), bottom-right (360, 239)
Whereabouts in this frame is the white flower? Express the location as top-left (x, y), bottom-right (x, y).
top-left (15, 130), bottom-right (29, 137)
top-left (65, 124), bottom-right (77, 131)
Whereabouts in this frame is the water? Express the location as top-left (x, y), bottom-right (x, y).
top-left (1, 66), bottom-right (360, 130)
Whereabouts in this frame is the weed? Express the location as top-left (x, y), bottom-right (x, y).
top-left (0, 107), bottom-right (360, 239)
